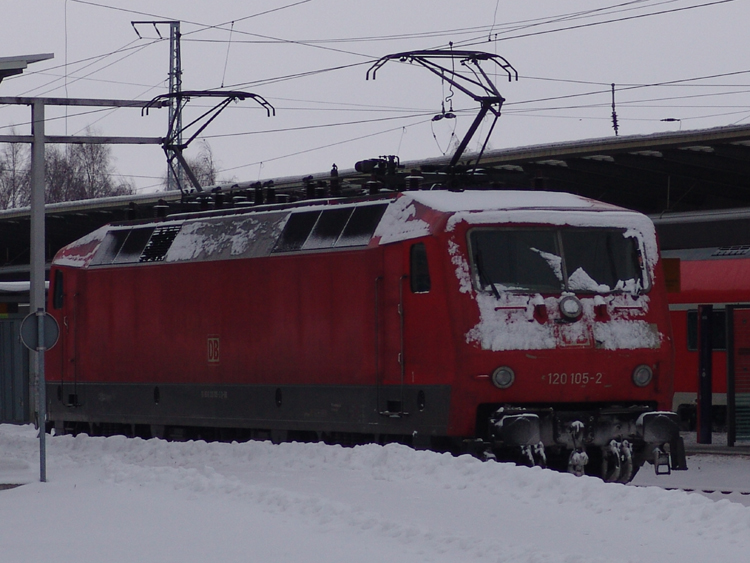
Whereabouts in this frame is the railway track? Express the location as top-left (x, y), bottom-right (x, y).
top-left (632, 483), bottom-right (750, 507)
top-left (660, 486), bottom-right (750, 497)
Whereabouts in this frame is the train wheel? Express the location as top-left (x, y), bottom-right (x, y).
top-left (600, 441), bottom-right (622, 483)
top-left (616, 441), bottom-right (634, 483)
top-left (567, 449), bottom-right (588, 476)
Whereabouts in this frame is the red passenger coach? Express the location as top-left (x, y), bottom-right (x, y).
top-left (47, 189), bottom-right (684, 481)
top-left (662, 252), bottom-right (742, 424)
top-left (654, 208), bottom-right (750, 430)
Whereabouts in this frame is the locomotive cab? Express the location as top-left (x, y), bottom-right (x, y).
top-left (417, 193), bottom-right (685, 481)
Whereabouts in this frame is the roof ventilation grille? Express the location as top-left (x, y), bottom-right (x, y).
top-left (712, 245), bottom-right (750, 257)
top-left (140, 225), bottom-right (182, 262)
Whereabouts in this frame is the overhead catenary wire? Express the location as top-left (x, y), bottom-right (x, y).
top-left (219, 116), bottom-right (434, 174)
top-left (3, 0), bottom-right (748, 198)
top-left (451, 0), bottom-right (738, 49)
top-left (16, 1), bottom-right (744, 114)
top-left (220, 21), bottom-right (234, 88)
top-left (14, 0), bottom-right (743, 100)
top-left (71, 0), bottom-right (374, 59)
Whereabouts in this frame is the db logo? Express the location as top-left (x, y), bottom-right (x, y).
top-left (207, 336), bottom-right (220, 363)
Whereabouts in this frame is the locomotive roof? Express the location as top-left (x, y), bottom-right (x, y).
top-left (52, 190), bottom-right (655, 270)
top-left (403, 190), bottom-right (625, 213)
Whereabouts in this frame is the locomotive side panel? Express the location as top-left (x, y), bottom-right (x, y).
top-left (48, 242), bottom-right (454, 435)
top-left (70, 249), bottom-right (383, 384)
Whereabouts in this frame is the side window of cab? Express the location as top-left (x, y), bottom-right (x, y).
top-left (410, 242), bottom-right (431, 294)
top-left (52, 270), bottom-right (64, 310)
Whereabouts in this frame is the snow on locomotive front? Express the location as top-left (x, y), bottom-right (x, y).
top-left (390, 190), bottom-right (685, 482)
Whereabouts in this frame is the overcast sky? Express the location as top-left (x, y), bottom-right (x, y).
top-left (1, 0), bottom-right (749, 193)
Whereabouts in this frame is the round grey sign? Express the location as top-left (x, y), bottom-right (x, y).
top-left (20, 312), bottom-right (60, 351)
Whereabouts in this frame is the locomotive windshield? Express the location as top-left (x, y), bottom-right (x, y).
top-left (469, 227), bottom-right (646, 294)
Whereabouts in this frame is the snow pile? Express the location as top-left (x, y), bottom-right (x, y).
top-left (1, 424), bottom-right (749, 563)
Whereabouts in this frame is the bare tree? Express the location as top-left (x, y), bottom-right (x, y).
top-left (163, 141), bottom-right (224, 190)
top-left (0, 139), bottom-right (30, 209)
top-left (45, 143), bottom-right (135, 204)
top-left (0, 131), bottom-right (135, 209)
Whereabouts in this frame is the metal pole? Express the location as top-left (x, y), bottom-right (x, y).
top-left (696, 304), bottom-right (713, 445)
top-left (30, 99), bottom-right (47, 482)
top-left (726, 306), bottom-right (736, 447)
top-left (168, 21), bottom-right (183, 191)
top-left (36, 309), bottom-right (47, 482)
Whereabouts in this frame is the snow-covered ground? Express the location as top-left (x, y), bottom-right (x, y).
top-left (632, 432), bottom-right (750, 506)
top-left (2, 424), bottom-right (749, 563)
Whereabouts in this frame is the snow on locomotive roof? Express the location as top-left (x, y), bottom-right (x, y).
top-left (377, 191), bottom-right (657, 267)
top-left (404, 189), bottom-right (622, 213)
top-left (52, 190), bottom-right (656, 269)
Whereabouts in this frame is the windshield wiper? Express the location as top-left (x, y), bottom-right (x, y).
top-left (474, 250), bottom-right (501, 299)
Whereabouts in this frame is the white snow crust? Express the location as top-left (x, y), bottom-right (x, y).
top-left (0, 281), bottom-right (32, 293)
top-left (165, 213), bottom-right (288, 262)
top-left (448, 236), bottom-right (660, 351)
top-left (1, 424), bottom-right (749, 563)
top-left (463, 291), bottom-right (660, 351)
top-left (407, 190), bottom-right (618, 213)
top-left (373, 196), bottom-right (431, 245)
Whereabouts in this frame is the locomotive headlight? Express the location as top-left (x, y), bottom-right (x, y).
top-left (491, 366), bottom-right (515, 389)
top-left (559, 295), bottom-right (583, 321)
top-left (632, 364), bottom-right (653, 387)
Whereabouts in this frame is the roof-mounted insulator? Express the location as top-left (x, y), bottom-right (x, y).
top-left (154, 200), bottom-right (169, 218)
top-left (248, 182), bottom-right (261, 205)
top-left (405, 170), bottom-right (423, 191)
top-left (330, 164), bottom-right (340, 196)
top-left (264, 180), bottom-right (275, 204)
top-left (303, 175), bottom-right (314, 199)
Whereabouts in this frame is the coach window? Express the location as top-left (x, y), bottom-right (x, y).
top-left (686, 310), bottom-right (726, 351)
top-left (410, 242), bottom-right (431, 293)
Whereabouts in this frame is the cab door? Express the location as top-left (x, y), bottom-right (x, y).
top-left (376, 240), bottom-right (439, 417)
top-left (377, 244), bottom-right (407, 416)
top-left (53, 269), bottom-right (81, 407)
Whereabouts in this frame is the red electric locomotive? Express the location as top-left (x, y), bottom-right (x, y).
top-left (46, 188), bottom-right (684, 481)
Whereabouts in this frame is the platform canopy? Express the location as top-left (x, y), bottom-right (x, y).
top-left (0, 54), bottom-right (53, 84)
top-left (3, 123), bottom-right (750, 281)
